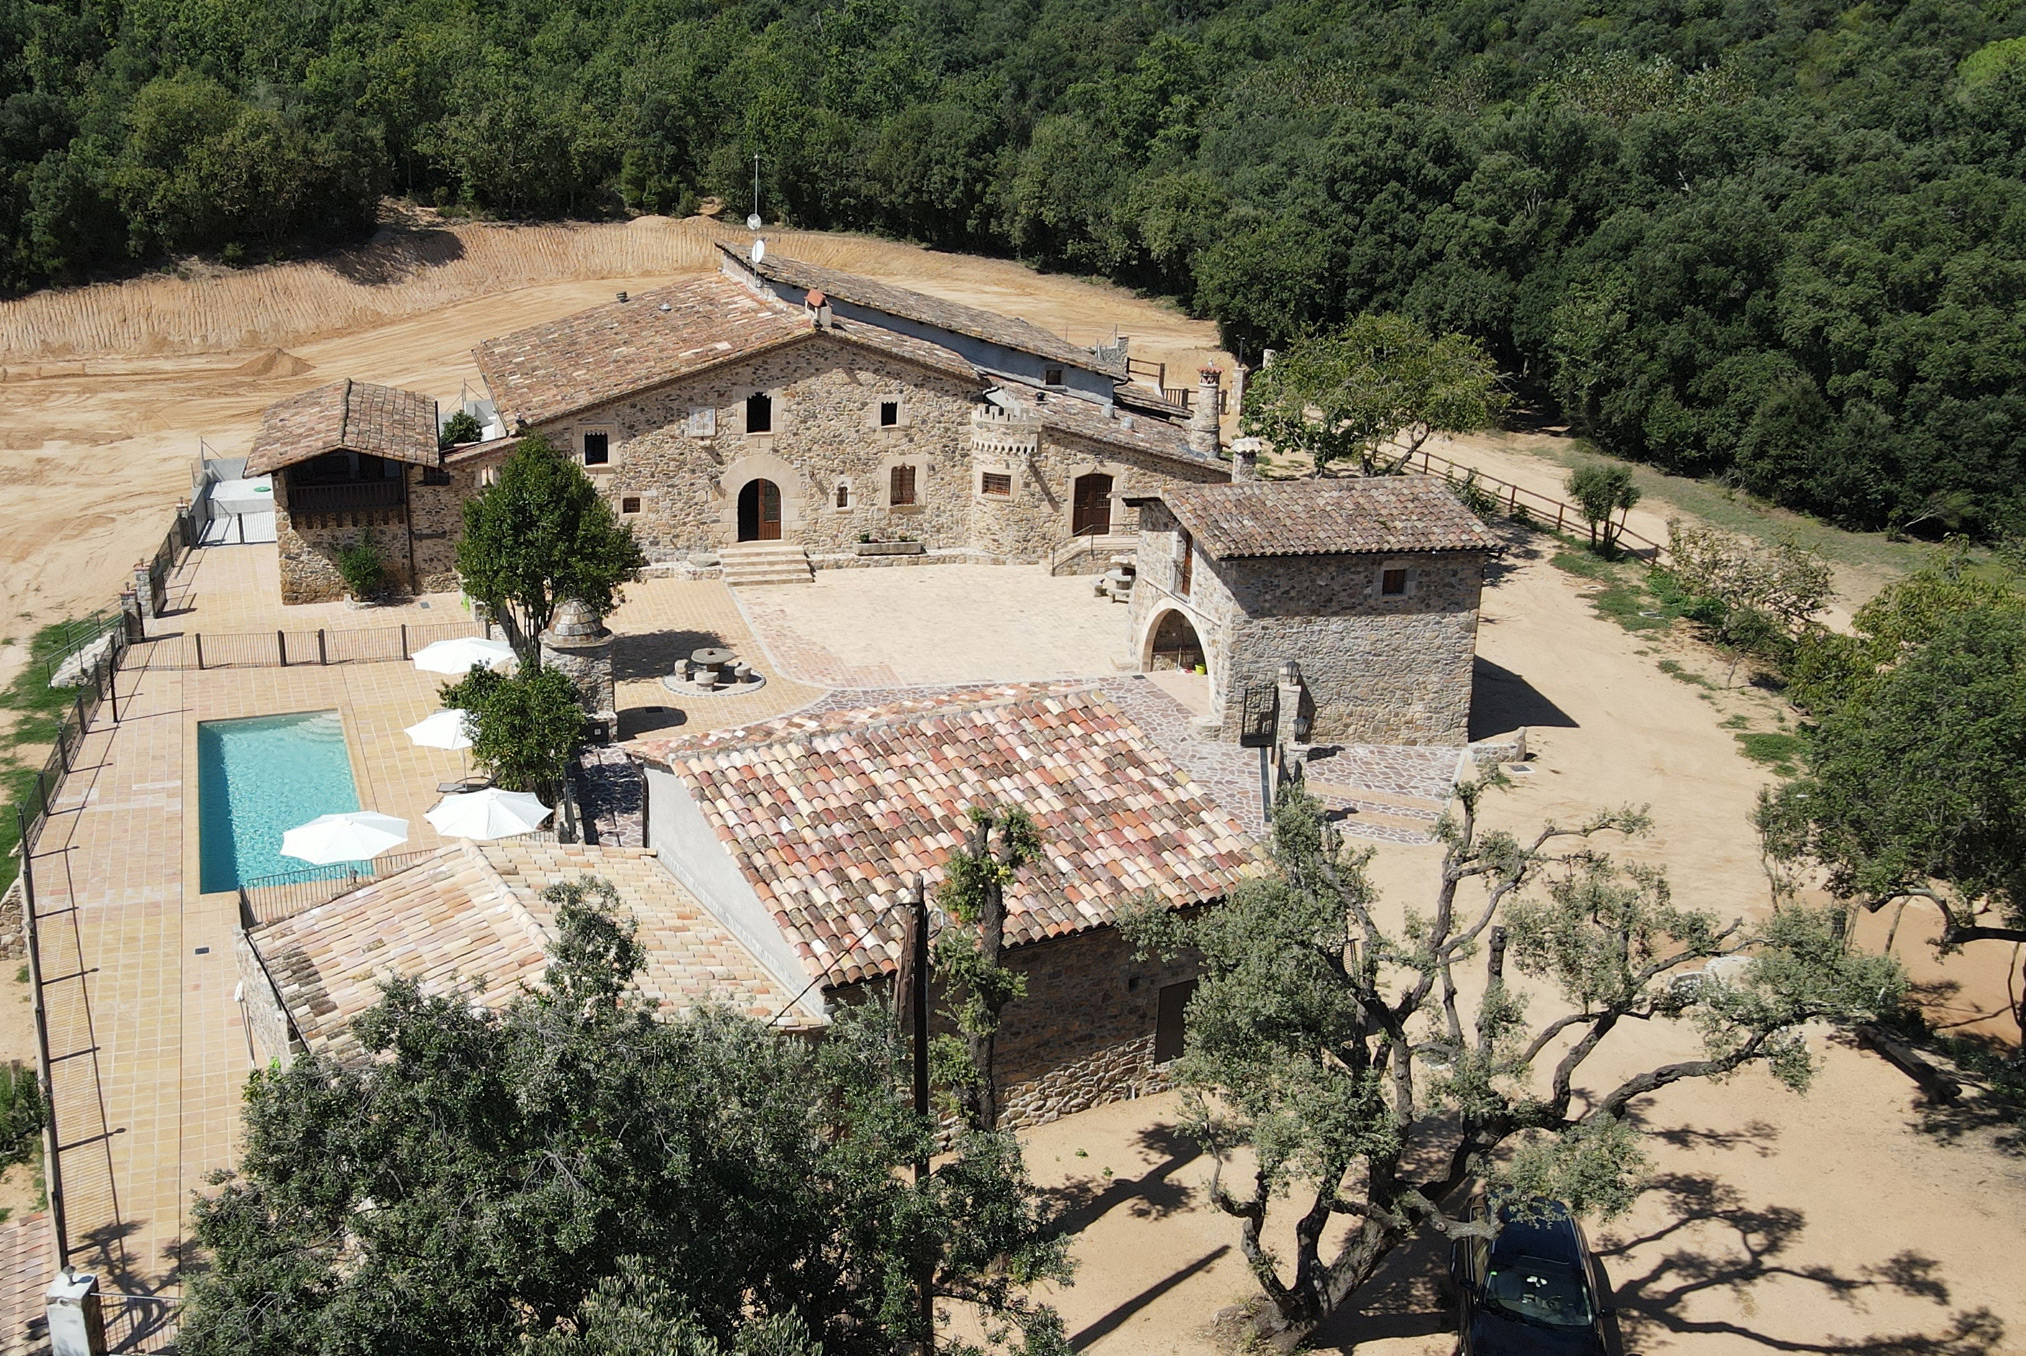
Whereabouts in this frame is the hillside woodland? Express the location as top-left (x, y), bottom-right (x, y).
top-left (2, 0), bottom-right (2023, 533)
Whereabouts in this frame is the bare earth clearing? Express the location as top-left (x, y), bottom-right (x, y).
top-left (1, 221), bottom-right (2021, 1353)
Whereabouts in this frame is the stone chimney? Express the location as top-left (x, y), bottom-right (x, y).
top-left (539, 598), bottom-right (616, 725)
top-left (1230, 437), bottom-right (1262, 481)
top-left (1187, 366), bottom-right (1222, 457)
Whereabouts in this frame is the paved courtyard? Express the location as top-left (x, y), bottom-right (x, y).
top-left (732, 565), bottom-right (1136, 688)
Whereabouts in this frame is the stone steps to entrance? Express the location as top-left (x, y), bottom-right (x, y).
top-left (720, 543), bottom-right (814, 587)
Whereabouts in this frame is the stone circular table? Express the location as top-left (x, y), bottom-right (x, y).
top-left (689, 646), bottom-right (735, 676)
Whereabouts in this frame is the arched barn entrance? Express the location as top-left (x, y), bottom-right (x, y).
top-left (1147, 608), bottom-right (1206, 673)
top-left (737, 478), bottom-right (782, 541)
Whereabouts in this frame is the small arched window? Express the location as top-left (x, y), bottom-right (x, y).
top-left (835, 482), bottom-right (850, 509)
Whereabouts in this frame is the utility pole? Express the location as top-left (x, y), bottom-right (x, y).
top-left (892, 875), bottom-right (934, 1354)
top-left (752, 154), bottom-right (762, 227)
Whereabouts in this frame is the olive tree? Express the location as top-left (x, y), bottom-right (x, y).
top-left (1665, 521), bottom-right (1834, 683)
top-left (1122, 782), bottom-right (1899, 1350)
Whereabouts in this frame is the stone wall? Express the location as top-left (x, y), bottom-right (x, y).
top-left (1215, 550), bottom-right (1483, 745)
top-left (969, 419), bottom-right (1229, 565)
top-left (234, 929), bottom-right (298, 1069)
top-left (275, 478), bottom-right (414, 605)
top-left (411, 462), bottom-right (489, 593)
top-left (827, 919), bottom-right (1200, 1130)
top-left (1126, 503), bottom-right (1485, 746)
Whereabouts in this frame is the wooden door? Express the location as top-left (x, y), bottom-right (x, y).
top-left (738, 479), bottom-right (783, 541)
top-left (1072, 473), bottom-right (1113, 536)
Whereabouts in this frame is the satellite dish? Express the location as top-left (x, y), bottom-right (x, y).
top-left (746, 213), bottom-right (762, 231)
top-left (750, 238), bottom-right (766, 264)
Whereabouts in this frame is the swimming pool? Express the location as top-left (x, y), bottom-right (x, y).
top-left (198, 710), bottom-right (361, 893)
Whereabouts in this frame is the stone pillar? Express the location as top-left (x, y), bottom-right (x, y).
top-left (539, 599), bottom-right (616, 725)
top-left (46, 1271), bottom-right (105, 1356)
top-left (1230, 363), bottom-right (1249, 421)
top-left (130, 560), bottom-right (157, 624)
top-left (1187, 367), bottom-right (1222, 458)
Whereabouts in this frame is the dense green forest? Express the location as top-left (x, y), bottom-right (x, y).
top-left (4, 0), bottom-right (2024, 532)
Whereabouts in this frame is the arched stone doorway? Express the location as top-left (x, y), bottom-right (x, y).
top-left (1146, 608), bottom-right (1205, 673)
top-left (1071, 472), bottom-right (1114, 536)
top-left (737, 478), bottom-right (782, 541)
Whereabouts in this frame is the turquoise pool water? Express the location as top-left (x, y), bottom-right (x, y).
top-left (198, 710), bottom-right (361, 892)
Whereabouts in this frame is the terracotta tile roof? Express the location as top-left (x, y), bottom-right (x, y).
top-left (989, 385), bottom-right (1222, 470)
top-left (245, 378), bottom-right (440, 476)
top-left (731, 244), bottom-right (1127, 378)
top-left (626, 684), bottom-right (1267, 986)
top-left (1148, 478), bottom-right (1503, 559)
top-left (247, 841), bottom-right (815, 1064)
top-left (473, 273), bottom-right (975, 426)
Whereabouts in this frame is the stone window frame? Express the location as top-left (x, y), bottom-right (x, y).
top-left (975, 466), bottom-right (1017, 501)
top-left (620, 494), bottom-right (642, 515)
top-left (869, 393), bottom-right (910, 431)
top-left (738, 386), bottom-right (789, 441)
top-left (577, 424), bottom-right (616, 471)
top-left (1377, 559), bottom-right (1419, 599)
top-left (878, 452), bottom-right (929, 514)
top-left (832, 479), bottom-right (853, 512)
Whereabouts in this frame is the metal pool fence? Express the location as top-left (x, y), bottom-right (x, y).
top-left (147, 618), bottom-right (489, 671)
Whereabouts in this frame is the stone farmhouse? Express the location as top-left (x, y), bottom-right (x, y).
top-left (250, 245), bottom-right (1232, 603)
top-left (239, 684), bottom-right (1265, 1128)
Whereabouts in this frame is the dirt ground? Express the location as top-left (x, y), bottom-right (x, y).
top-left (0, 213), bottom-right (1227, 638)
top-left (1022, 543), bottom-right (2026, 1356)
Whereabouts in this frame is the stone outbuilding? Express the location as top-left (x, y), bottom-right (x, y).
top-left (1124, 478), bottom-right (1501, 747)
top-left (625, 682), bottom-right (1266, 1127)
top-left (245, 379), bottom-right (443, 603)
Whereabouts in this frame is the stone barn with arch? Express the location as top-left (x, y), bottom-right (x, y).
top-left (1124, 479), bottom-right (1500, 747)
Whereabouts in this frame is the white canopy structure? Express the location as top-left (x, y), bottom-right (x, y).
top-left (404, 708), bottom-right (475, 750)
top-left (410, 637), bottom-right (515, 675)
top-left (279, 812), bottom-right (410, 866)
top-left (424, 787), bottom-right (552, 841)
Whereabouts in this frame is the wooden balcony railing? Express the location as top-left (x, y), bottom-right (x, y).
top-left (286, 479), bottom-right (406, 514)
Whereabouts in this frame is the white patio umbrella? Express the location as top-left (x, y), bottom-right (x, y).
top-left (404, 708), bottom-right (474, 751)
top-left (424, 787), bottom-right (552, 841)
top-left (280, 811), bottom-right (410, 865)
top-left (410, 636), bottom-right (515, 675)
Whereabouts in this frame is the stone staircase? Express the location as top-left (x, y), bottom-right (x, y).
top-left (720, 542), bottom-right (814, 587)
top-left (1301, 766), bottom-right (1452, 845)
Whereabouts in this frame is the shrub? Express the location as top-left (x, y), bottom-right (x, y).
top-left (439, 410), bottom-right (484, 448)
top-left (333, 530), bottom-right (387, 600)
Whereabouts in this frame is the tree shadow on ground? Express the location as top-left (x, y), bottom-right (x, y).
top-left (612, 628), bottom-right (731, 683)
top-left (1040, 1123), bottom-right (1201, 1236)
top-left (1308, 1225), bottom-right (1456, 1352)
top-left (1483, 525), bottom-right (1546, 588)
top-left (318, 224), bottom-right (466, 286)
top-left (1597, 1172), bottom-right (2006, 1353)
top-left (1470, 656), bottom-right (1578, 741)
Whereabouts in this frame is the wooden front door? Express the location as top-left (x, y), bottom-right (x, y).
top-left (1072, 472), bottom-right (1113, 536)
top-left (737, 479), bottom-right (782, 541)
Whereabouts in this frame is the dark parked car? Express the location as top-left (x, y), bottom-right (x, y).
top-left (1448, 1197), bottom-right (1613, 1355)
